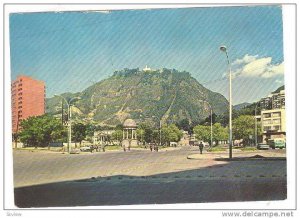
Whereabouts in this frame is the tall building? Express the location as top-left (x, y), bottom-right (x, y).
top-left (258, 88), bottom-right (286, 143)
top-left (11, 75), bottom-right (45, 133)
top-left (272, 90), bottom-right (285, 109)
top-left (259, 90), bottom-right (285, 110)
top-left (259, 96), bottom-right (272, 110)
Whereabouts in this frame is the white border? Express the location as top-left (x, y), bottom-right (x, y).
top-left (1, 1), bottom-right (297, 214)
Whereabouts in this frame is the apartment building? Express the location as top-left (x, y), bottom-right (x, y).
top-left (261, 108), bottom-right (286, 142)
top-left (11, 75), bottom-right (45, 133)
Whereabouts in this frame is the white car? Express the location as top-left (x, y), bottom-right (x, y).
top-left (200, 141), bottom-right (210, 147)
top-left (80, 146), bottom-right (92, 152)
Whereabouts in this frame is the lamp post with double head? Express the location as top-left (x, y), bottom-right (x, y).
top-left (55, 95), bottom-right (81, 153)
top-left (220, 45), bottom-right (233, 159)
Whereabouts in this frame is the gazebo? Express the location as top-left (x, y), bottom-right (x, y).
top-left (122, 119), bottom-right (138, 150)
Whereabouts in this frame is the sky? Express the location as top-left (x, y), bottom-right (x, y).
top-left (9, 6), bottom-right (284, 105)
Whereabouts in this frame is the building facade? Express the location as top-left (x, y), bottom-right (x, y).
top-left (259, 90), bottom-right (285, 110)
top-left (261, 108), bottom-right (286, 142)
top-left (258, 88), bottom-right (286, 143)
top-left (11, 75), bottom-right (45, 133)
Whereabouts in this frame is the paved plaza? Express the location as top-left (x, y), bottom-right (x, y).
top-left (13, 146), bottom-right (287, 207)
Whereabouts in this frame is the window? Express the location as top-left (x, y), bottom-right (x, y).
top-left (273, 125), bottom-right (280, 131)
top-left (264, 126), bottom-right (271, 131)
top-left (263, 113), bottom-right (271, 118)
top-left (273, 119), bottom-right (280, 124)
top-left (272, 112), bottom-right (280, 117)
top-left (18, 101), bottom-right (22, 105)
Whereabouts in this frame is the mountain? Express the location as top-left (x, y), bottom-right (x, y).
top-left (46, 68), bottom-right (229, 126)
top-left (272, 85), bottom-right (284, 94)
top-left (233, 102), bottom-right (251, 111)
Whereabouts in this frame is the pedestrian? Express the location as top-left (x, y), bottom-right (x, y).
top-left (199, 142), bottom-right (204, 154)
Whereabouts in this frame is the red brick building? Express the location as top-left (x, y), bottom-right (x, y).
top-left (11, 75), bottom-right (45, 133)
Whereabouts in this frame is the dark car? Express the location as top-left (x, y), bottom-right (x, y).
top-left (257, 143), bottom-right (270, 150)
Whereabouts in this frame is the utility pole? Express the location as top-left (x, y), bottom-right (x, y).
top-left (55, 95), bottom-right (81, 153)
top-left (220, 45), bottom-right (233, 159)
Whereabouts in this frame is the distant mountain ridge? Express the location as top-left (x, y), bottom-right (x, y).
top-left (46, 68), bottom-right (229, 126)
top-left (233, 102), bottom-right (251, 111)
top-left (272, 85), bottom-right (284, 94)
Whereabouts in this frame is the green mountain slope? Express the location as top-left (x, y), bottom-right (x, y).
top-left (46, 68), bottom-right (229, 125)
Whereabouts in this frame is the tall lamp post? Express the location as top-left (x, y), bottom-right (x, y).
top-left (55, 95), bottom-right (81, 153)
top-left (254, 103), bottom-right (260, 146)
top-left (220, 45), bottom-right (233, 159)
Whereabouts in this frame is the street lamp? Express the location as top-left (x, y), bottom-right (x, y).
top-left (254, 102), bottom-right (260, 146)
top-left (55, 95), bottom-right (81, 153)
top-left (220, 45), bottom-right (233, 159)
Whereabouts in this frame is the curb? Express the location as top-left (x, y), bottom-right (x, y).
top-left (187, 155), bottom-right (286, 161)
top-left (215, 157), bottom-right (286, 161)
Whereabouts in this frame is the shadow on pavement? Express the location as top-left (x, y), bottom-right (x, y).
top-left (14, 159), bottom-right (287, 208)
top-left (215, 155), bottom-right (286, 161)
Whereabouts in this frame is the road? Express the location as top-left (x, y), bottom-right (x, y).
top-left (13, 146), bottom-right (287, 207)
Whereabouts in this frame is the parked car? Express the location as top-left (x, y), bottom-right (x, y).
top-left (200, 141), bottom-right (210, 147)
top-left (257, 143), bottom-right (270, 150)
top-left (267, 138), bottom-right (286, 149)
top-left (80, 146), bottom-right (92, 152)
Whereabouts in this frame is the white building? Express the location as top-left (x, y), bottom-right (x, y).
top-left (261, 108), bottom-right (286, 142)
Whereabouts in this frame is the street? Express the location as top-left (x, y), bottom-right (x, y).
top-left (13, 146), bottom-right (287, 207)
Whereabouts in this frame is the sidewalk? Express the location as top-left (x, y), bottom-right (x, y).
top-left (187, 150), bottom-right (286, 160)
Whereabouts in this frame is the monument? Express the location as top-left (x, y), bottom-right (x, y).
top-left (122, 118), bottom-right (138, 151)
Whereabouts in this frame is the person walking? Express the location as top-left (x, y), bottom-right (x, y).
top-left (199, 142), bottom-right (204, 154)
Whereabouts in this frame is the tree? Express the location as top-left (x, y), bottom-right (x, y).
top-left (72, 123), bottom-right (87, 146)
top-left (19, 115), bottom-right (66, 148)
top-left (212, 123), bottom-right (228, 145)
top-left (137, 122), bottom-right (154, 143)
top-left (201, 113), bottom-right (217, 125)
top-left (233, 115), bottom-right (261, 146)
top-left (136, 128), bottom-right (145, 145)
top-left (193, 125), bottom-right (211, 144)
top-left (85, 124), bottom-right (96, 137)
top-left (112, 129), bottom-right (123, 146)
top-left (161, 124), bottom-right (183, 146)
top-left (193, 123), bottom-right (228, 146)
top-left (176, 119), bottom-right (191, 133)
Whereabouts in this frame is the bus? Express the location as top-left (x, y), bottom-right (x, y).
top-left (267, 138), bottom-right (286, 149)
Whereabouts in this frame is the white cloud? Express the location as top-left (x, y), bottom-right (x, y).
top-left (232, 54), bottom-right (258, 66)
top-left (231, 55), bottom-right (284, 78)
top-left (275, 78), bottom-right (284, 84)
